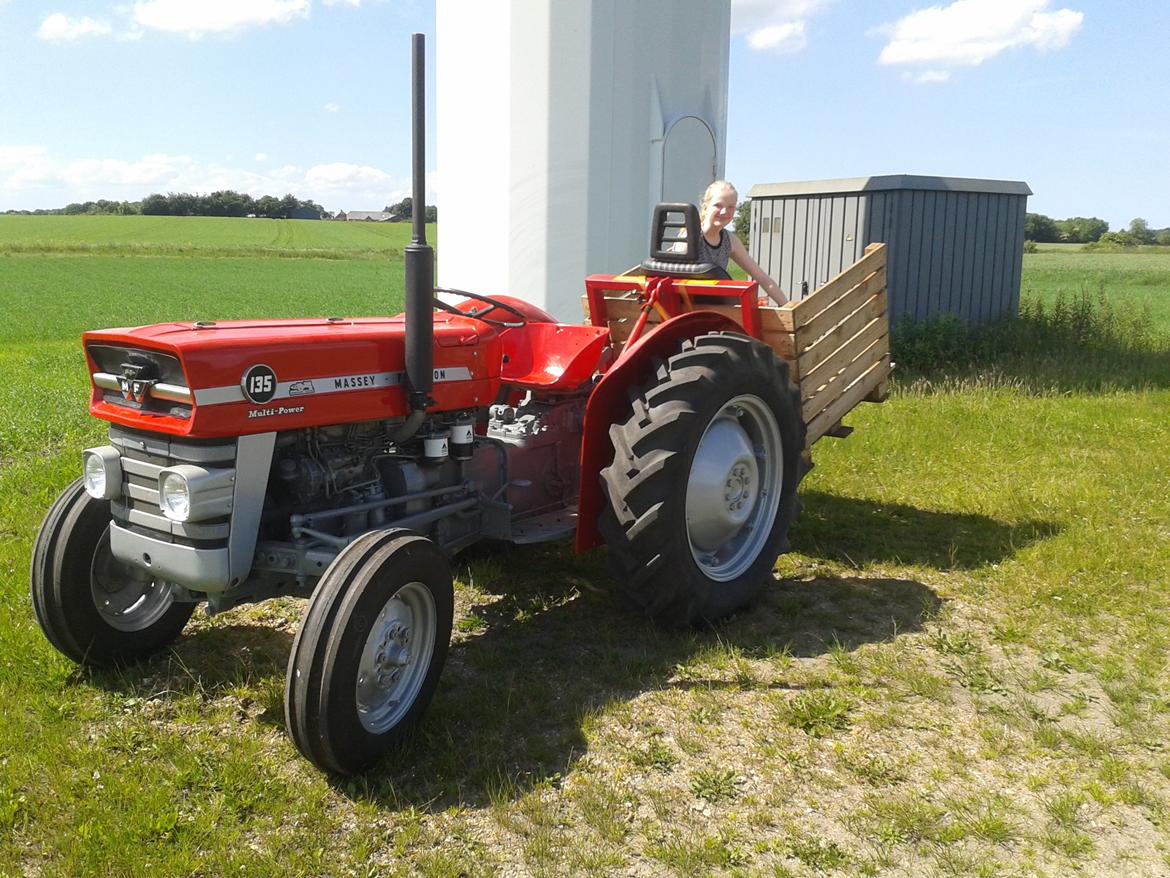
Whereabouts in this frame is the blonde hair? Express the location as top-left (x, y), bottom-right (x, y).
top-left (700, 180), bottom-right (738, 217)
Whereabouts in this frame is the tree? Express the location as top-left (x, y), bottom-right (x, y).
top-left (254, 195), bottom-right (281, 219)
top-left (1024, 213), bottom-right (1060, 243)
top-left (1156, 229), bottom-right (1170, 247)
top-left (1098, 231), bottom-right (1136, 246)
top-left (141, 193), bottom-right (170, 215)
top-left (1128, 217), bottom-right (1154, 245)
top-left (385, 197), bottom-right (436, 223)
top-left (385, 197), bottom-right (412, 220)
top-left (1056, 216), bottom-right (1109, 243)
top-left (734, 200), bottom-right (751, 247)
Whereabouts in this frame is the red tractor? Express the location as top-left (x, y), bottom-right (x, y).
top-left (31, 36), bottom-right (890, 774)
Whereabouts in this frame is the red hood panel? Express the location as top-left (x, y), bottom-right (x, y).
top-left (84, 315), bottom-right (501, 438)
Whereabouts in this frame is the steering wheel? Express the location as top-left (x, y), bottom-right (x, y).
top-left (432, 287), bottom-right (528, 328)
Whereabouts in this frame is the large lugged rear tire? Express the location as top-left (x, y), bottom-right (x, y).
top-left (600, 332), bottom-right (806, 625)
top-left (30, 479), bottom-right (194, 666)
top-left (285, 529), bottom-right (454, 775)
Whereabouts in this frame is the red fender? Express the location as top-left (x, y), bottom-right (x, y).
top-left (575, 310), bottom-right (744, 552)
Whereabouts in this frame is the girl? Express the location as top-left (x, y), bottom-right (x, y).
top-left (697, 180), bottom-right (788, 305)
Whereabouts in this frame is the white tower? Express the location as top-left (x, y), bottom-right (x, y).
top-left (436, 0), bottom-right (731, 320)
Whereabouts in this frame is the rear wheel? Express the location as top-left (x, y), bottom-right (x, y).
top-left (600, 332), bottom-right (805, 624)
top-left (30, 479), bottom-right (194, 666)
top-left (285, 529), bottom-right (453, 775)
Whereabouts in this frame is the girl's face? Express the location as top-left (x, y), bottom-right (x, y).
top-left (705, 186), bottom-right (737, 231)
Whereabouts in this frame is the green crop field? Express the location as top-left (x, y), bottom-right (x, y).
top-left (0, 213), bottom-right (417, 256)
top-left (2, 216), bottom-right (1169, 877)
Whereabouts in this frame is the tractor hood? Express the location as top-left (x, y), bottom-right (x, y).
top-left (83, 315), bottom-right (502, 439)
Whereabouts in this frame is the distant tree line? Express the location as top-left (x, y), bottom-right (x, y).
top-left (1025, 213), bottom-right (1170, 246)
top-left (3, 192), bottom-right (442, 223)
top-left (382, 197), bottom-right (437, 223)
top-left (141, 191), bottom-right (330, 219)
top-left (2, 191), bottom-right (332, 219)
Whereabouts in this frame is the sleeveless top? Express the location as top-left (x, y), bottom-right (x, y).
top-left (696, 228), bottom-right (731, 268)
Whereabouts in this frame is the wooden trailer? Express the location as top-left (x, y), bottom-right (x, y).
top-left (583, 243), bottom-right (892, 447)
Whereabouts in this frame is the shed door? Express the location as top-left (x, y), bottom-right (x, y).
top-left (662, 116), bottom-right (716, 205)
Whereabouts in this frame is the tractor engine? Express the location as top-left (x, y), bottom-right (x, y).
top-left (242, 392), bottom-right (585, 612)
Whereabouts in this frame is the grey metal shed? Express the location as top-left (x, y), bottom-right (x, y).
top-left (747, 175), bottom-right (1032, 324)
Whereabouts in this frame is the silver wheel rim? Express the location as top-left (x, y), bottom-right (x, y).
top-left (355, 582), bottom-right (437, 735)
top-left (90, 529), bottom-right (179, 632)
top-left (685, 394), bottom-right (784, 582)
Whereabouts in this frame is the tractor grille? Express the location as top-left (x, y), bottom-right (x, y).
top-left (108, 425), bottom-right (236, 550)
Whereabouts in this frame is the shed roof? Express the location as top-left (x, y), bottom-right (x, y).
top-left (345, 210), bottom-right (394, 221)
top-left (749, 174), bottom-right (1032, 199)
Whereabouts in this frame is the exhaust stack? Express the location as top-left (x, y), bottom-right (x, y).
top-left (404, 32), bottom-right (433, 411)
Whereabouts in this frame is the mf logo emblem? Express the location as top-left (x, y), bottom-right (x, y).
top-left (118, 377), bottom-right (154, 402)
top-left (241, 364), bottom-right (278, 404)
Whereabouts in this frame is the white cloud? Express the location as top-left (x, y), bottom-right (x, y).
top-left (877, 0), bottom-right (1083, 72)
top-left (732, 0), bottom-right (832, 53)
top-left (323, 0), bottom-right (363, 6)
top-left (0, 146), bottom-right (431, 212)
top-left (130, 0), bottom-right (310, 38)
top-left (322, 103), bottom-right (341, 113)
top-left (38, 13), bottom-right (113, 41)
top-left (747, 21), bottom-right (807, 53)
top-left (255, 153), bottom-right (269, 162)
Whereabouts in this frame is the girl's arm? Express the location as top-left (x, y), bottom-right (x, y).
top-left (729, 235), bottom-right (788, 305)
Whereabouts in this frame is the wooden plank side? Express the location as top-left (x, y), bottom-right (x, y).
top-left (789, 243), bottom-right (886, 329)
top-left (794, 267), bottom-right (886, 352)
top-left (801, 333), bottom-right (889, 421)
top-left (800, 315), bottom-right (887, 395)
top-left (804, 354), bottom-right (891, 446)
top-left (796, 291), bottom-right (886, 377)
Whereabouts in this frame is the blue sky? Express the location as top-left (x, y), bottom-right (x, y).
top-left (1, 0), bottom-right (1166, 229)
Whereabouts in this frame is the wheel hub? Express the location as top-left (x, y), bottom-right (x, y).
top-left (685, 395), bottom-right (784, 582)
top-left (90, 530), bottom-right (178, 632)
top-left (355, 582), bottom-right (437, 734)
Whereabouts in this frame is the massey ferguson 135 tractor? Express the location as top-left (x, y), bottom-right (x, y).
top-left (31, 36), bottom-right (891, 774)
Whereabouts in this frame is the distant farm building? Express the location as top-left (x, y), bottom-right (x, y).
top-left (338, 211), bottom-right (394, 222)
top-left (748, 175), bottom-right (1032, 325)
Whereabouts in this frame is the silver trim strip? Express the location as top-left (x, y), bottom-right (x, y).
top-left (192, 367), bottom-right (475, 407)
top-left (93, 372), bottom-right (193, 404)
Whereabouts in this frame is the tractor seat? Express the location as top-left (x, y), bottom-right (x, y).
top-left (638, 202), bottom-right (732, 281)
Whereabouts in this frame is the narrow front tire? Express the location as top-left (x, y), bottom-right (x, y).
top-left (284, 530), bottom-right (454, 775)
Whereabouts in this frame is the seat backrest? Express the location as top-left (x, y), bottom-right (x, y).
top-left (639, 202), bottom-right (730, 280)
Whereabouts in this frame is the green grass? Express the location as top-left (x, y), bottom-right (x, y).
top-left (2, 220), bottom-right (1170, 875)
top-left (1022, 250), bottom-right (1170, 330)
top-left (0, 214), bottom-right (423, 257)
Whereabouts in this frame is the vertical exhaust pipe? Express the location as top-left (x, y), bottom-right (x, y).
top-left (404, 32), bottom-right (433, 412)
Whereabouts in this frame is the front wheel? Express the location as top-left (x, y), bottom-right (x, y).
top-left (30, 479), bottom-right (194, 666)
top-left (285, 529), bottom-right (454, 775)
top-left (599, 333), bottom-right (806, 625)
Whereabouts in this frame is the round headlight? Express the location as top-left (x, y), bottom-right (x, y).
top-left (159, 472), bottom-right (191, 521)
top-left (83, 452), bottom-right (107, 498)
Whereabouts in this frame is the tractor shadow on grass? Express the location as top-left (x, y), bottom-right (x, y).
top-left (84, 622), bottom-right (293, 704)
top-left (351, 495), bottom-right (1056, 809)
top-left (79, 494), bottom-right (1054, 812)
top-left (793, 490), bottom-right (1060, 570)
top-left (345, 543), bottom-right (942, 812)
